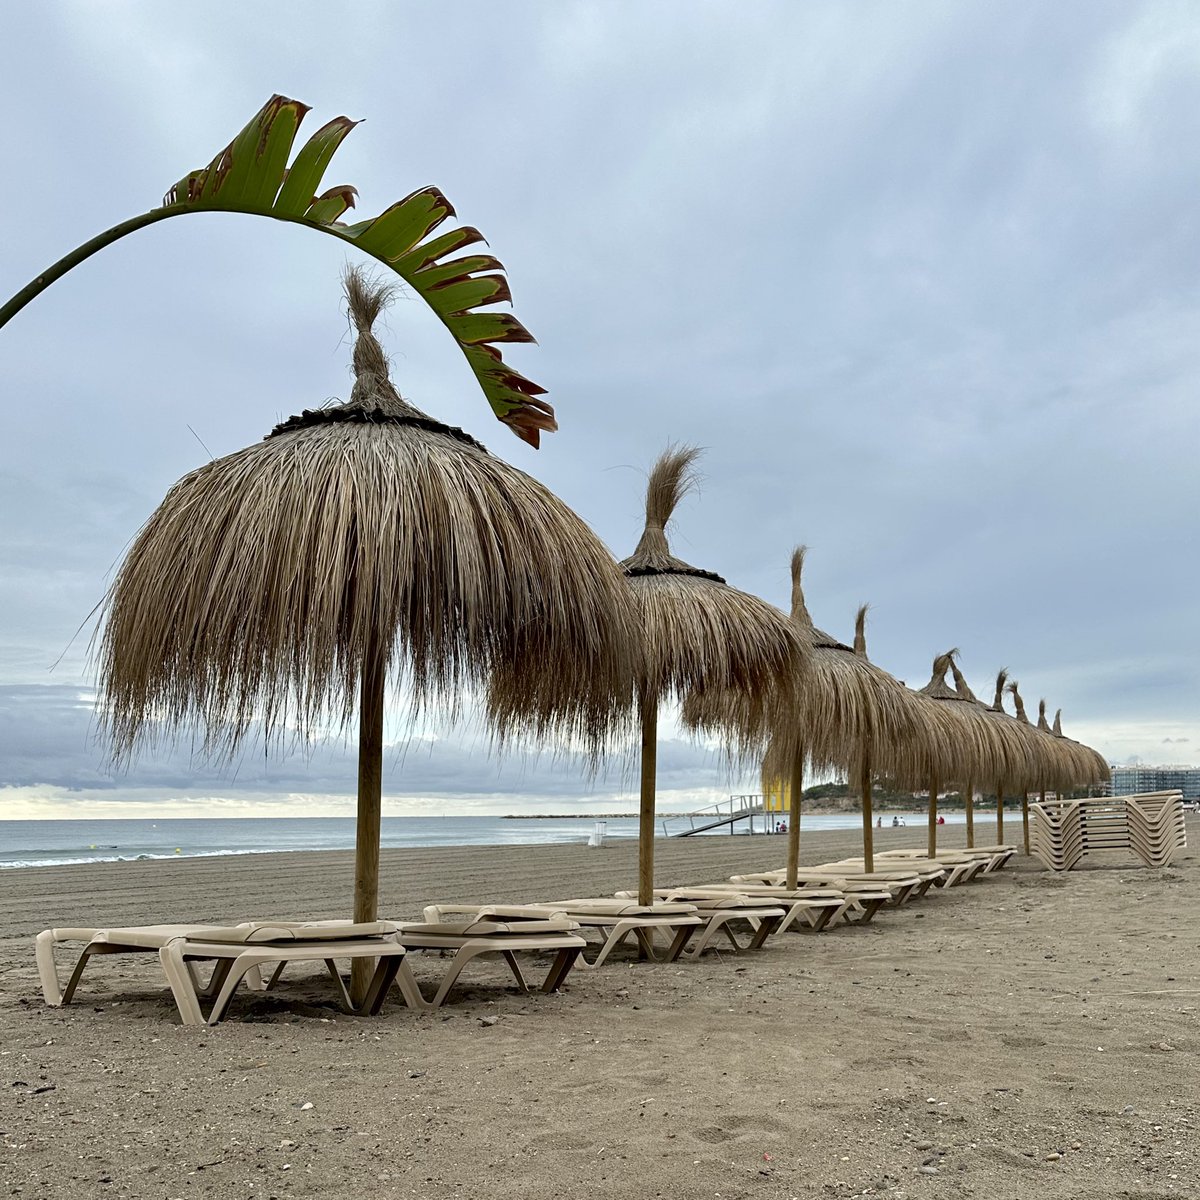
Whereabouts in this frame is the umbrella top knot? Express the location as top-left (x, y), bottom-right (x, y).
top-left (345, 269), bottom-right (406, 413)
top-left (788, 546), bottom-right (851, 651)
top-left (989, 667), bottom-right (1009, 712)
top-left (920, 649), bottom-right (969, 701)
top-left (1005, 679), bottom-right (1031, 724)
top-left (949, 656), bottom-right (982, 705)
top-left (853, 604), bottom-right (869, 658)
top-left (265, 268), bottom-right (486, 450)
top-left (621, 445), bottom-right (725, 582)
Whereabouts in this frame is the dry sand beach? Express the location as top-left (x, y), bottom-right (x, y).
top-left (1, 821), bottom-right (1197, 1200)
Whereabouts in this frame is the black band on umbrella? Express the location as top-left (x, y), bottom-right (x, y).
top-left (624, 564), bottom-right (727, 584)
top-left (266, 406), bottom-right (487, 452)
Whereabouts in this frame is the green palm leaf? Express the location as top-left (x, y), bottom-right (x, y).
top-left (1, 95), bottom-right (553, 446)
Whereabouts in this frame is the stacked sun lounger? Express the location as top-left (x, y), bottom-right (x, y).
top-left (877, 845), bottom-right (1017, 874)
top-left (672, 881), bottom-right (895, 925)
top-left (1126, 792), bottom-right (1189, 866)
top-left (1030, 791), bottom-right (1187, 871)
top-left (422, 900), bottom-right (705, 969)
top-left (732, 865), bottom-right (942, 903)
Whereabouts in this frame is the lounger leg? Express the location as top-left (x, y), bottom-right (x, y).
top-left (808, 905), bottom-right (837, 933)
top-left (684, 920), bottom-right (719, 959)
top-left (501, 950), bottom-right (530, 992)
top-left (390, 960), bottom-right (433, 1011)
top-left (577, 924), bottom-right (625, 970)
top-left (35, 932), bottom-right (65, 1006)
top-left (35, 928), bottom-right (102, 1008)
top-left (325, 958), bottom-right (353, 1009)
top-left (362, 956), bottom-right (407, 1015)
top-left (746, 915), bottom-right (783, 951)
top-left (157, 942), bottom-right (207, 1026)
top-left (428, 949), bottom-right (491, 1008)
top-left (63, 942), bottom-right (156, 1006)
top-left (719, 918), bottom-right (748, 952)
top-left (58, 949), bottom-right (94, 1007)
top-left (771, 910), bottom-right (803, 936)
top-left (314, 954), bottom-right (403, 1015)
top-left (205, 955), bottom-right (274, 1025)
top-left (663, 924), bottom-right (698, 962)
top-left (632, 925), bottom-right (660, 962)
top-left (193, 958), bottom-right (235, 1000)
top-left (540, 948), bottom-right (580, 993)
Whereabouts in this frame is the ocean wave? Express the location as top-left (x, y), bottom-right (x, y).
top-left (0, 847), bottom-right (286, 870)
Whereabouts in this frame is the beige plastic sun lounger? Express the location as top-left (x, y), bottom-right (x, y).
top-left (691, 882), bottom-right (893, 925)
top-left (730, 869), bottom-right (927, 906)
top-left (422, 900), bottom-right (705, 969)
top-left (646, 886), bottom-right (847, 934)
top-left (819, 859), bottom-right (953, 891)
top-left (885, 845), bottom-right (1018, 873)
top-left (871, 852), bottom-right (989, 886)
top-left (37, 922), bottom-right (418, 1025)
top-left (393, 911), bottom-right (586, 1006)
top-left (614, 890), bottom-right (789, 956)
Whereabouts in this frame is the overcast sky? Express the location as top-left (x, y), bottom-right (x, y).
top-left (1, 2), bottom-right (1197, 819)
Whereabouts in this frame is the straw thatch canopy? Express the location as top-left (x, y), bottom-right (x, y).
top-left (101, 270), bottom-right (636, 759)
top-left (99, 268), bottom-right (638, 954)
top-left (954, 666), bottom-right (1046, 794)
top-left (621, 448), bottom-right (804, 730)
top-left (619, 447), bottom-right (808, 903)
top-left (748, 558), bottom-right (931, 876)
top-left (1042, 700), bottom-right (1110, 792)
top-left (903, 650), bottom-right (1016, 790)
top-left (743, 555), bottom-right (924, 786)
top-left (1007, 680), bottom-right (1073, 792)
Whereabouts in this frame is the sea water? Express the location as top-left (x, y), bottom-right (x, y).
top-left (0, 811), bottom-right (975, 869)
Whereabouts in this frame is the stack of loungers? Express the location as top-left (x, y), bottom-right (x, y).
top-left (1030, 790), bottom-right (1187, 871)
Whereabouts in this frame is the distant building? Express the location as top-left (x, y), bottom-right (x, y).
top-left (1107, 765), bottom-right (1200, 800)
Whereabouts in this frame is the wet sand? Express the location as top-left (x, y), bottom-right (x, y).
top-left (0, 820), bottom-right (1196, 1199)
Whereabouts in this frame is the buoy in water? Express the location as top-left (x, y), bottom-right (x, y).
top-left (175, 848), bottom-right (182, 854)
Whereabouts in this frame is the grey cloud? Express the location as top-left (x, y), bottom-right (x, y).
top-left (0, 685), bottom-right (748, 803)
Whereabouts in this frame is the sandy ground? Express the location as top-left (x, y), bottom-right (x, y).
top-left (0, 819), bottom-right (1196, 1200)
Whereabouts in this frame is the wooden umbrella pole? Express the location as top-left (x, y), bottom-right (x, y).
top-left (996, 786), bottom-right (1005, 843)
top-left (637, 691), bottom-right (658, 907)
top-left (1021, 791), bottom-right (1030, 856)
top-left (927, 772), bottom-right (939, 858)
top-left (785, 746), bottom-right (804, 890)
top-left (860, 753), bottom-right (874, 872)
top-left (350, 640), bottom-right (386, 1005)
top-left (964, 776), bottom-right (975, 848)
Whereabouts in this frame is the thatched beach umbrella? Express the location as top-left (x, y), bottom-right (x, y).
top-left (1035, 698), bottom-right (1056, 816)
top-left (1049, 705), bottom-right (1110, 796)
top-left (757, 558), bottom-right (925, 878)
top-left (1004, 681), bottom-right (1040, 853)
top-left (952, 664), bottom-right (1046, 848)
top-left (842, 604), bottom-right (938, 872)
top-left (100, 270), bottom-right (638, 993)
top-left (620, 449), bottom-right (807, 905)
top-left (914, 651), bottom-right (1022, 857)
